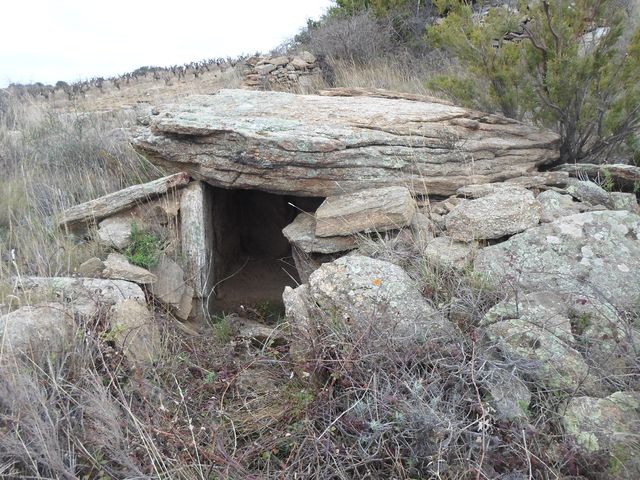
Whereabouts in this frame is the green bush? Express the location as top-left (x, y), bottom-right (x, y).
top-left (124, 224), bottom-right (161, 269)
top-left (427, 0), bottom-right (640, 164)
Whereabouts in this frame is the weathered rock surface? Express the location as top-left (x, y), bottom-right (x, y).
top-left (483, 369), bottom-right (531, 421)
top-left (283, 213), bottom-right (358, 254)
top-left (77, 257), bottom-right (105, 277)
top-left (304, 255), bottom-right (454, 339)
top-left (58, 172), bottom-right (190, 230)
top-left (483, 293), bottom-right (598, 394)
top-left (150, 255), bottom-right (193, 320)
top-left (609, 192), bottom-right (639, 213)
top-left (132, 89), bottom-right (560, 197)
top-left (0, 303), bottom-right (75, 361)
top-left (555, 163), bottom-right (640, 190)
top-left (445, 187), bottom-right (541, 241)
top-left (474, 211), bottom-right (640, 310)
top-left (103, 253), bottom-right (157, 284)
top-left (315, 186), bottom-right (416, 237)
top-left (566, 179), bottom-right (611, 207)
top-left (96, 216), bottom-right (133, 249)
top-left (424, 236), bottom-right (476, 270)
top-left (562, 391), bottom-right (640, 479)
top-left (179, 181), bottom-right (213, 299)
top-left (537, 189), bottom-right (584, 222)
top-left (110, 298), bottom-right (160, 363)
top-left (16, 276), bottom-right (146, 317)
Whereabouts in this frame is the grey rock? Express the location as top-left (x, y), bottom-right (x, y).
top-left (474, 211), bottom-right (640, 311)
top-left (298, 51), bottom-right (316, 64)
top-left (109, 298), bottom-right (160, 363)
top-left (16, 276), bottom-right (146, 317)
top-left (537, 189), bottom-right (583, 223)
top-left (150, 255), bottom-right (193, 320)
top-left (307, 255), bottom-right (455, 340)
top-left (562, 392), bottom-right (640, 479)
top-left (77, 257), bottom-right (105, 277)
top-left (103, 253), bottom-right (157, 284)
top-left (483, 293), bottom-right (599, 394)
top-left (566, 179), bottom-right (610, 206)
top-left (96, 216), bottom-right (132, 249)
top-left (424, 236), bottom-right (476, 270)
top-left (445, 187), bottom-right (541, 241)
top-left (283, 213), bottom-right (358, 254)
top-left (0, 303), bottom-right (75, 362)
top-left (179, 181), bottom-right (213, 299)
top-left (609, 192), bottom-right (639, 213)
top-left (315, 186), bottom-right (416, 237)
top-left (132, 89), bottom-right (560, 197)
top-left (484, 369), bottom-right (531, 421)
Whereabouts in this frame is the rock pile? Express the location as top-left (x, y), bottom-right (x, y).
top-left (242, 51), bottom-right (321, 91)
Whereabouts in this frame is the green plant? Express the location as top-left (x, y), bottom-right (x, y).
top-left (123, 224), bottom-right (161, 269)
top-left (427, 0), bottom-right (640, 163)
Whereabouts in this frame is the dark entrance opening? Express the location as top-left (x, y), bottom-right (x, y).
top-left (209, 187), bottom-right (323, 314)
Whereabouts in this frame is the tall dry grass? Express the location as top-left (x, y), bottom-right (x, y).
top-left (0, 92), bottom-right (162, 286)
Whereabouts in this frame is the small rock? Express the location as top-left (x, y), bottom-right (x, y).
top-left (298, 51), bottom-right (316, 64)
top-left (255, 64), bottom-right (276, 75)
top-left (283, 213), bottom-right (358, 254)
top-left (537, 189), bottom-right (583, 222)
top-left (109, 298), bottom-right (160, 363)
top-left (609, 192), bottom-right (639, 213)
top-left (150, 255), bottom-right (193, 320)
top-left (268, 56), bottom-right (290, 66)
top-left (484, 369), bottom-right (531, 421)
top-left (96, 216), bottom-right (133, 250)
top-left (566, 179), bottom-right (610, 206)
top-left (0, 303), bottom-right (75, 362)
top-left (289, 57), bottom-right (309, 70)
top-left (77, 257), bottom-right (105, 277)
top-left (562, 391), bottom-right (640, 479)
top-left (103, 253), bottom-right (157, 284)
top-left (315, 186), bottom-right (416, 237)
top-left (424, 236), bottom-right (476, 270)
top-left (446, 186), bottom-right (541, 241)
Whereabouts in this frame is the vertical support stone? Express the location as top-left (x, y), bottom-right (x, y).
top-left (180, 181), bottom-right (214, 319)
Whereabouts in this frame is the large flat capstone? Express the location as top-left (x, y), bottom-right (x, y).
top-left (132, 89), bottom-right (560, 197)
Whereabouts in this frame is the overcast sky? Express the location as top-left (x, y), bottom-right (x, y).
top-left (0, 0), bottom-right (333, 87)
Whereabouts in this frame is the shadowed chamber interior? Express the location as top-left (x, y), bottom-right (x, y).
top-left (209, 187), bottom-right (323, 313)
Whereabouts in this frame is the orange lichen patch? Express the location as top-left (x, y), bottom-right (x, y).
top-left (372, 278), bottom-right (382, 287)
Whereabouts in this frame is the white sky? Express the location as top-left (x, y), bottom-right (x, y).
top-left (0, 0), bottom-right (334, 87)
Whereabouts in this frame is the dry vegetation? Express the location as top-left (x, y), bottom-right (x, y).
top-left (1, 5), bottom-right (639, 477)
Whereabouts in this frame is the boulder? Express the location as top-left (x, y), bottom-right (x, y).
top-left (562, 391), bottom-right (640, 479)
top-left (445, 187), bottom-right (541, 241)
top-left (77, 257), bottom-right (105, 277)
top-left (305, 255), bottom-right (454, 340)
top-left (15, 276), bottom-right (146, 317)
top-left (474, 211), bottom-right (640, 311)
top-left (132, 89), bottom-right (560, 197)
top-left (283, 213), bottom-right (358, 254)
top-left (609, 192), bottom-right (639, 213)
top-left (315, 186), bottom-right (416, 237)
top-left (103, 253), bottom-right (157, 284)
top-left (482, 293), bottom-right (599, 394)
top-left (566, 179), bottom-right (610, 207)
top-left (298, 51), bottom-right (316, 64)
top-left (537, 189), bottom-right (583, 223)
top-left (109, 298), bottom-right (160, 363)
top-left (150, 255), bottom-right (193, 320)
top-left (424, 236), bottom-right (476, 270)
top-left (96, 216), bottom-right (132, 249)
top-left (0, 303), bottom-right (75, 362)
